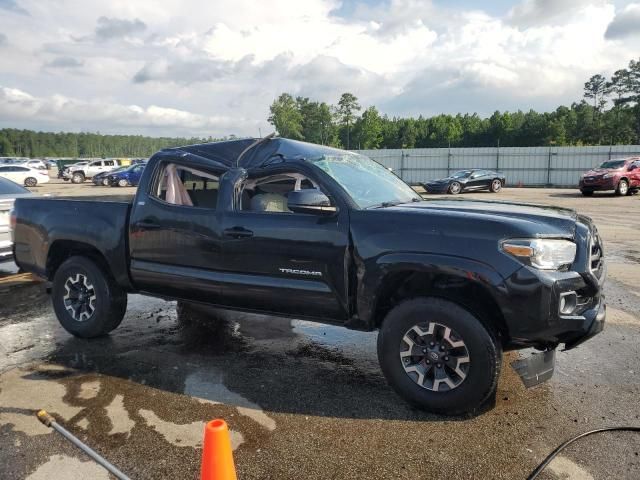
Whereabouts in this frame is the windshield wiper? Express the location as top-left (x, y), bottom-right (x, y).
top-left (367, 200), bottom-right (407, 209)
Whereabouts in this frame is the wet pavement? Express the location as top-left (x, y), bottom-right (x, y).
top-left (1, 187), bottom-right (639, 479)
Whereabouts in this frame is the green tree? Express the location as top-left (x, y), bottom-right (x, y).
top-left (268, 93), bottom-right (304, 140)
top-left (297, 97), bottom-right (336, 145)
top-left (584, 74), bottom-right (608, 111)
top-left (608, 58), bottom-right (640, 143)
top-left (336, 92), bottom-right (361, 149)
top-left (353, 106), bottom-right (383, 149)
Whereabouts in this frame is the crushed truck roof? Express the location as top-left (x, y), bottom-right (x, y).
top-left (167, 137), bottom-right (349, 169)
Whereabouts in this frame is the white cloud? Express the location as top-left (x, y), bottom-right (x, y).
top-left (0, 86), bottom-right (241, 136)
top-left (0, 0), bottom-right (638, 137)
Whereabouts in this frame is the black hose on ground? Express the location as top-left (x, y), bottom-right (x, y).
top-left (527, 426), bottom-right (640, 480)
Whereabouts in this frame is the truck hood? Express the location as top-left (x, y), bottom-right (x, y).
top-left (387, 198), bottom-right (578, 236)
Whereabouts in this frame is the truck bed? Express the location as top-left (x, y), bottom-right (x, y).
top-left (12, 197), bottom-right (133, 288)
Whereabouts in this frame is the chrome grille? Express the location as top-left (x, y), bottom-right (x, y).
top-left (589, 232), bottom-right (604, 278)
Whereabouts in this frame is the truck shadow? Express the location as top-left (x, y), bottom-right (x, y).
top-left (44, 301), bottom-right (511, 423)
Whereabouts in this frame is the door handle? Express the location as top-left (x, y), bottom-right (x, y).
top-left (223, 227), bottom-right (253, 238)
top-left (137, 222), bottom-right (161, 230)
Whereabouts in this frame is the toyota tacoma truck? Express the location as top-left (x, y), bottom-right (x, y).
top-left (12, 137), bottom-right (606, 415)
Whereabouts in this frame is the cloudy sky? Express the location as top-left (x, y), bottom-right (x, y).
top-left (0, 0), bottom-right (639, 138)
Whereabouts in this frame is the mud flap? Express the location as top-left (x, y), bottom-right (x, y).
top-left (510, 349), bottom-right (556, 388)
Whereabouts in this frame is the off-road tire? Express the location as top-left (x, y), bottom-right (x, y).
top-left (52, 256), bottom-right (127, 338)
top-left (377, 297), bottom-right (501, 415)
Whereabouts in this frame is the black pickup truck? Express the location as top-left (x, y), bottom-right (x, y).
top-left (12, 137), bottom-right (606, 415)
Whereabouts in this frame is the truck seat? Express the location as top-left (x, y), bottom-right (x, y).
top-left (250, 193), bottom-right (289, 212)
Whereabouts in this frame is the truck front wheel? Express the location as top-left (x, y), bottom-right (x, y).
top-left (52, 256), bottom-right (127, 338)
top-left (71, 172), bottom-right (85, 184)
top-left (377, 297), bottom-right (501, 415)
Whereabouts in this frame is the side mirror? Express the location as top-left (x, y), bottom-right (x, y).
top-left (628, 165), bottom-right (637, 171)
top-left (287, 189), bottom-right (337, 215)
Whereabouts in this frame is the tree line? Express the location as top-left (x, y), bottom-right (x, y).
top-left (268, 58), bottom-right (640, 149)
top-left (0, 130), bottom-right (220, 158)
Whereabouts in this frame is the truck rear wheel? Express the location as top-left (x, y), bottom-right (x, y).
top-left (52, 256), bottom-right (127, 338)
top-left (377, 297), bottom-right (501, 415)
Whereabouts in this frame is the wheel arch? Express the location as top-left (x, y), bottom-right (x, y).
top-left (364, 257), bottom-right (510, 345)
top-left (47, 240), bottom-right (114, 282)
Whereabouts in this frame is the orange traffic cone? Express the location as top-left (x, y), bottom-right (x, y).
top-left (200, 419), bottom-right (237, 480)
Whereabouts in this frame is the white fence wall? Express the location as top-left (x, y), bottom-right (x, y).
top-left (356, 145), bottom-right (640, 187)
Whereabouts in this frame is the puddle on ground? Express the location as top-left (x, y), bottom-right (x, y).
top-left (185, 370), bottom-right (276, 432)
top-left (292, 320), bottom-right (379, 373)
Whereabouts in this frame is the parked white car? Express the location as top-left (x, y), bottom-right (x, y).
top-left (15, 159), bottom-right (48, 170)
top-left (0, 165), bottom-right (50, 187)
top-left (0, 177), bottom-right (35, 262)
top-left (64, 159), bottom-right (121, 183)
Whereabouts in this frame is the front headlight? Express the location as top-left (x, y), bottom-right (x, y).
top-left (501, 238), bottom-right (577, 270)
top-left (603, 173), bottom-right (613, 179)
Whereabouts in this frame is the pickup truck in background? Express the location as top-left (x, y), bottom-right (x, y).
top-left (12, 137), bottom-right (606, 415)
top-left (63, 159), bottom-right (122, 183)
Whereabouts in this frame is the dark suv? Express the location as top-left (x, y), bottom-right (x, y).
top-left (579, 157), bottom-right (640, 196)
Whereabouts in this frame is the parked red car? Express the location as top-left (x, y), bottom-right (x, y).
top-left (579, 157), bottom-right (640, 196)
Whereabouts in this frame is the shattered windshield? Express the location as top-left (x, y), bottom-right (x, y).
top-left (309, 153), bottom-right (420, 209)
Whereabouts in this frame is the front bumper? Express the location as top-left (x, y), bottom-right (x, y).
top-left (504, 266), bottom-right (606, 350)
top-left (423, 183), bottom-right (450, 193)
top-left (503, 219), bottom-right (606, 351)
top-left (579, 177), bottom-right (615, 191)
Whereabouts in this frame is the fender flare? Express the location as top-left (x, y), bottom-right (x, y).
top-left (356, 252), bottom-right (508, 329)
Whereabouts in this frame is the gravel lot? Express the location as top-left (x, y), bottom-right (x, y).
top-left (1, 174), bottom-right (639, 479)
